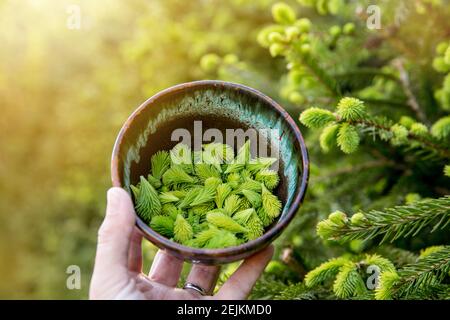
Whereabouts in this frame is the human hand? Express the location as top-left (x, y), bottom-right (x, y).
top-left (89, 187), bottom-right (274, 300)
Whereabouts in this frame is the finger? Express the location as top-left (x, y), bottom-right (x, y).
top-left (94, 188), bottom-right (136, 272)
top-left (186, 264), bottom-right (221, 295)
top-left (128, 227), bottom-right (143, 273)
top-left (148, 250), bottom-right (184, 287)
top-left (215, 245), bottom-right (274, 300)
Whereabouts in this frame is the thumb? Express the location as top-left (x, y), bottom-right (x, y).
top-left (94, 187), bottom-right (136, 271)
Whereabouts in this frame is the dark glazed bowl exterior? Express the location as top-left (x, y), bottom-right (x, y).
top-left (111, 80), bottom-right (309, 265)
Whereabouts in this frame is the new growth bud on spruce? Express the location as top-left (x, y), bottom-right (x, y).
top-left (272, 2), bottom-right (296, 24)
top-left (329, 25), bottom-right (341, 37)
top-left (328, 210), bottom-right (348, 227)
top-left (445, 47), bottom-right (450, 65)
top-left (319, 124), bottom-right (339, 152)
top-left (316, 220), bottom-right (335, 240)
top-left (409, 123), bottom-right (428, 136)
top-left (295, 18), bottom-right (311, 33)
top-left (299, 107), bottom-right (336, 128)
top-left (268, 32), bottom-right (285, 43)
top-left (299, 43), bottom-right (311, 55)
top-left (343, 22), bottom-right (355, 35)
top-left (270, 43), bottom-right (285, 57)
top-left (433, 57), bottom-right (449, 73)
top-left (350, 212), bottom-right (366, 226)
top-left (399, 116), bottom-right (415, 129)
top-left (390, 124), bottom-right (409, 146)
top-left (431, 116), bottom-right (450, 139)
top-left (131, 140), bottom-right (283, 249)
top-left (285, 26), bottom-right (301, 41)
top-left (289, 91), bottom-right (305, 104)
top-left (200, 54), bottom-right (221, 72)
top-left (444, 165), bottom-right (450, 177)
top-left (436, 42), bottom-right (449, 55)
top-left (337, 123), bottom-right (360, 154)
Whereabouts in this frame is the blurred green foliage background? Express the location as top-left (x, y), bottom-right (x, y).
top-left (0, 0), bottom-right (280, 299)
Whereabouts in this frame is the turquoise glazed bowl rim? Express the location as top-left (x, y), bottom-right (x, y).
top-left (111, 80), bottom-right (309, 264)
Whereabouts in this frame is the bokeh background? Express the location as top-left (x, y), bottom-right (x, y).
top-left (1, 0), bottom-right (449, 299)
top-left (0, 0), bottom-right (282, 298)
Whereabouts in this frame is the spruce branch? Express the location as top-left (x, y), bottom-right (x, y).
top-left (290, 42), bottom-right (340, 97)
top-left (392, 59), bottom-right (427, 123)
top-left (376, 246), bottom-right (450, 299)
top-left (280, 247), bottom-right (307, 279)
top-left (299, 99), bottom-right (450, 158)
top-left (348, 117), bottom-right (450, 159)
top-left (317, 196), bottom-right (450, 243)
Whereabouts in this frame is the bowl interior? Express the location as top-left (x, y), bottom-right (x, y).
top-left (112, 81), bottom-right (306, 263)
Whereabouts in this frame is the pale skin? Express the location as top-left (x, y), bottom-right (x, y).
top-left (89, 187), bottom-right (274, 300)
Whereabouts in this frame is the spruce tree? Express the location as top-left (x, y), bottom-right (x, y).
top-left (202, 0), bottom-right (450, 300)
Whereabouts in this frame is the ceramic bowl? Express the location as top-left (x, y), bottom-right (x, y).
top-left (111, 80), bottom-right (309, 264)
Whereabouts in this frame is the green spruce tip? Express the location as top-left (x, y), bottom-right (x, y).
top-left (271, 2), bottom-right (296, 25)
top-left (178, 187), bottom-right (201, 209)
top-left (195, 163), bottom-right (221, 182)
top-left (257, 207), bottom-right (275, 227)
top-left (223, 194), bottom-right (242, 215)
top-left (203, 142), bottom-right (234, 164)
top-left (232, 208), bottom-right (255, 225)
top-left (204, 176), bottom-right (222, 189)
top-left (158, 191), bottom-right (180, 204)
top-left (162, 165), bottom-right (195, 186)
top-left (241, 169), bottom-right (253, 180)
top-left (336, 97), bottom-right (366, 121)
top-left (226, 172), bottom-right (242, 189)
top-left (150, 150), bottom-right (170, 180)
top-left (431, 115), bottom-right (450, 139)
top-left (261, 184), bottom-right (282, 218)
top-left (135, 176), bottom-right (161, 222)
top-left (204, 229), bottom-right (240, 249)
top-left (242, 189), bottom-right (262, 208)
top-left (206, 211), bottom-right (248, 233)
top-left (255, 169), bottom-right (280, 190)
top-left (299, 107), bottom-right (336, 128)
top-left (246, 157), bottom-right (277, 173)
top-left (332, 262), bottom-right (367, 298)
top-left (239, 197), bottom-right (252, 210)
top-left (189, 185), bottom-right (216, 207)
top-left (319, 124), bottom-right (339, 153)
top-left (225, 139), bottom-right (251, 174)
top-left (236, 178), bottom-right (262, 193)
top-left (150, 215), bottom-right (175, 238)
top-left (191, 226), bottom-right (220, 248)
top-left (245, 211), bottom-right (264, 241)
top-left (190, 202), bottom-right (215, 216)
top-left (444, 164), bottom-right (450, 177)
top-left (390, 124), bottom-right (409, 146)
top-left (337, 123), bottom-right (360, 154)
top-left (173, 214), bottom-right (193, 244)
top-left (147, 174), bottom-right (162, 189)
top-left (305, 257), bottom-right (348, 288)
top-left (215, 183), bottom-right (232, 208)
top-left (170, 143), bottom-right (192, 166)
top-left (130, 184), bottom-right (140, 200)
top-left (161, 203), bottom-right (178, 217)
top-left (136, 140), bottom-right (285, 249)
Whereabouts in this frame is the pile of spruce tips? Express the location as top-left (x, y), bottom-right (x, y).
top-left (130, 140), bottom-right (282, 249)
